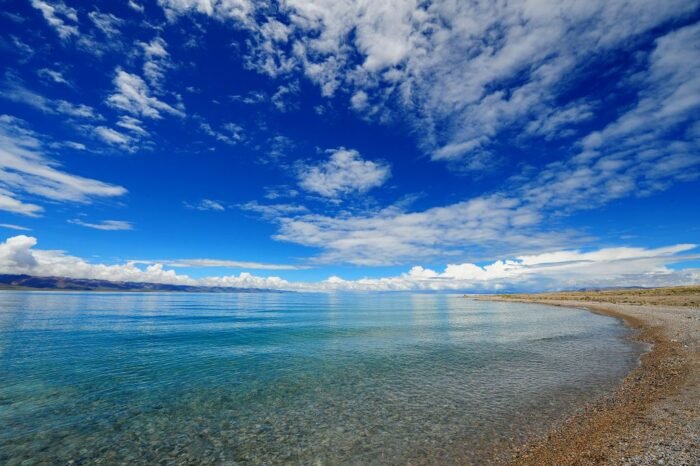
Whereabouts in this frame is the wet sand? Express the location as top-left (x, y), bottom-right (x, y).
top-left (479, 287), bottom-right (700, 465)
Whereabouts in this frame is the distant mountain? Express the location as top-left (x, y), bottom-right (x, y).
top-left (574, 286), bottom-right (649, 292)
top-left (0, 274), bottom-right (286, 293)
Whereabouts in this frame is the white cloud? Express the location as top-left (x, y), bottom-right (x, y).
top-left (200, 122), bottom-right (244, 145)
top-left (240, 201), bottom-right (308, 219)
top-left (185, 199), bottom-right (226, 211)
top-left (132, 258), bottom-right (309, 270)
top-left (88, 10), bottom-right (123, 37)
top-left (2, 80), bottom-right (101, 120)
top-left (168, 0), bottom-right (697, 170)
top-left (350, 90), bottom-right (368, 111)
top-left (243, 23), bottom-right (700, 266)
top-left (158, 0), bottom-right (255, 23)
top-left (30, 0), bottom-right (79, 40)
top-left (128, 1), bottom-right (145, 13)
top-left (107, 70), bottom-right (185, 119)
top-left (230, 90), bottom-right (267, 104)
top-left (37, 68), bottom-right (71, 86)
top-left (0, 189), bottom-right (42, 217)
top-left (271, 82), bottom-right (299, 112)
top-left (524, 102), bottom-right (594, 140)
top-left (140, 37), bottom-right (172, 90)
top-left (0, 115), bottom-right (127, 216)
top-left (61, 141), bottom-right (86, 150)
top-left (315, 244), bottom-right (700, 292)
top-left (520, 22), bottom-right (700, 212)
top-left (94, 126), bottom-right (132, 146)
top-left (0, 223), bottom-right (31, 231)
top-left (68, 219), bottom-right (134, 231)
top-left (0, 234), bottom-right (290, 289)
top-left (116, 116), bottom-right (148, 137)
top-left (271, 195), bottom-right (557, 265)
top-left (0, 235), bottom-right (697, 292)
top-left (298, 148), bottom-right (390, 197)
top-left (288, 0), bottom-right (694, 164)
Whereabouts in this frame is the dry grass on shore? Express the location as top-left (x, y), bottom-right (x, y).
top-left (496, 285), bottom-right (700, 307)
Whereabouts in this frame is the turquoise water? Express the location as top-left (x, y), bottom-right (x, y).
top-left (0, 292), bottom-right (642, 465)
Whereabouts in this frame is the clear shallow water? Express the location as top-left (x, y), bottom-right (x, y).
top-left (0, 292), bottom-right (642, 465)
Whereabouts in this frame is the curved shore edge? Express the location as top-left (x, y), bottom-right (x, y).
top-left (478, 292), bottom-right (700, 466)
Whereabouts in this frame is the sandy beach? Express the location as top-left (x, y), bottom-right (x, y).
top-left (480, 286), bottom-right (700, 465)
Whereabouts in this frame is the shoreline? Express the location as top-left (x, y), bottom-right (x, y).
top-left (478, 295), bottom-right (699, 465)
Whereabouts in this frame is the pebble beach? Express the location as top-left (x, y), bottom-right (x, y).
top-left (482, 286), bottom-right (700, 465)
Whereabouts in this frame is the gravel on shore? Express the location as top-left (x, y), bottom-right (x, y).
top-left (478, 291), bottom-right (699, 466)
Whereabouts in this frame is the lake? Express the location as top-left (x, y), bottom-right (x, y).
top-left (0, 292), bottom-right (642, 464)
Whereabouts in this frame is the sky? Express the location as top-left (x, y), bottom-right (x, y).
top-left (0, 0), bottom-right (699, 292)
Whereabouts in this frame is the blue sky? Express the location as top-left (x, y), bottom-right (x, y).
top-left (0, 0), bottom-right (699, 291)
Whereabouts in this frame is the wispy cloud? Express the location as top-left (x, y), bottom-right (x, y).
top-left (243, 22), bottom-right (700, 266)
top-left (139, 37), bottom-right (172, 90)
top-left (68, 219), bottom-right (133, 230)
top-left (94, 126), bottom-right (132, 147)
top-left (2, 79), bottom-right (101, 120)
top-left (37, 68), bottom-right (71, 86)
top-left (30, 0), bottom-right (79, 40)
top-left (0, 223), bottom-right (31, 231)
top-left (170, 0), bottom-right (697, 169)
top-left (88, 10), bottom-right (123, 38)
top-left (128, 1), bottom-right (144, 13)
top-left (132, 258), bottom-right (309, 270)
top-left (240, 201), bottom-right (308, 219)
top-left (185, 199), bottom-right (226, 211)
top-left (107, 69), bottom-right (185, 119)
top-left (0, 115), bottom-right (127, 216)
top-left (199, 122), bottom-right (244, 145)
top-left (115, 116), bottom-right (148, 137)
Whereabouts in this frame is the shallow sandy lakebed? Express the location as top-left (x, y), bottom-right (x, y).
top-left (479, 286), bottom-right (700, 466)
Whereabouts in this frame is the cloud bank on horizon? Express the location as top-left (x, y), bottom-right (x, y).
top-left (0, 235), bottom-right (698, 292)
top-left (0, 0), bottom-right (698, 291)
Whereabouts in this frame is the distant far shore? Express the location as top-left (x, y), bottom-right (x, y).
top-left (0, 274), bottom-right (287, 293)
top-left (479, 286), bottom-right (700, 465)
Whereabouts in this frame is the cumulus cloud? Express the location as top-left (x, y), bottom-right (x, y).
top-left (68, 219), bottom-right (133, 231)
top-left (0, 235), bottom-right (697, 292)
top-left (0, 235), bottom-right (291, 289)
top-left (298, 148), bottom-right (390, 198)
top-left (0, 115), bottom-right (127, 216)
top-left (318, 243), bottom-right (700, 292)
